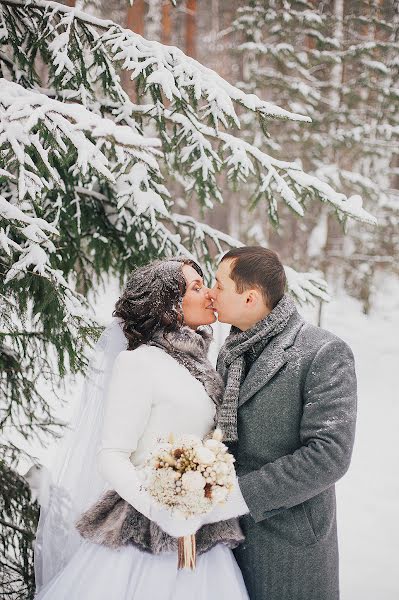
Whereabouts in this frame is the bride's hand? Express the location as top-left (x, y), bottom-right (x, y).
top-left (132, 472), bottom-right (202, 536)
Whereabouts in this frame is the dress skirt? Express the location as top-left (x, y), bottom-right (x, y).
top-left (34, 539), bottom-right (250, 600)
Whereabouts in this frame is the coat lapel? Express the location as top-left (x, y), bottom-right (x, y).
top-left (238, 311), bottom-right (305, 407)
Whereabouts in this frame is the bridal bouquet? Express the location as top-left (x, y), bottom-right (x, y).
top-left (142, 428), bottom-right (236, 569)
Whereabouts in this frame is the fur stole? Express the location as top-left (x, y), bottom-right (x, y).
top-left (75, 490), bottom-right (244, 555)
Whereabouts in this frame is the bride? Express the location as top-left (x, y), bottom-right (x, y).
top-left (34, 257), bottom-right (249, 599)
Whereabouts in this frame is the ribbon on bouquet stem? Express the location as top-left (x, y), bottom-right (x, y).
top-left (177, 534), bottom-right (196, 570)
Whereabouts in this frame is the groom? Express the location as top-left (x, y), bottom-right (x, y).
top-left (210, 246), bottom-right (357, 600)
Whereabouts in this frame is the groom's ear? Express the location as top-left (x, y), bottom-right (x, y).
top-left (245, 289), bottom-right (259, 305)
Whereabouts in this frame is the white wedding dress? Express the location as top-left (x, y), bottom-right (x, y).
top-left (34, 345), bottom-right (249, 600)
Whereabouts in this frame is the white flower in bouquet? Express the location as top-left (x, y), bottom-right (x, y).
top-left (194, 446), bottom-right (215, 465)
top-left (212, 429), bottom-right (223, 441)
top-left (211, 486), bottom-right (229, 503)
top-left (204, 438), bottom-right (220, 450)
top-left (181, 471), bottom-right (206, 491)
top-left (215, 462), bottom-right (229, 474)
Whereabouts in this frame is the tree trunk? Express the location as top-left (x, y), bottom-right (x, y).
top-left (126, 0), bottom-right (145, 36)
top-left (123, 1), bottom-right (146, 96)
top-left (185, 0), bottom-right (197, 58)
top-left (322, 0), bottom-right (345, 286)
top-left (161, 1), bottom-right (171, 45)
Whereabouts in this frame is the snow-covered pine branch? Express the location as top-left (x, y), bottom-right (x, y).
top-left (165, 214), bottom-right (329, 305)
top-left (0, 0), bottom-right (376, 225)
top-left (0, 79), bottom-right (164, 292)
top-left (0, 75), bottom-right (332, 306)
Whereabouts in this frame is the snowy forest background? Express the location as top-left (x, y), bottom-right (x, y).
top-left (0, 0), bottom-right (398, 598)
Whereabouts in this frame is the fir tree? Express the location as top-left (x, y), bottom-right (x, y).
top-left (0, 454), bottom-right (39, 600)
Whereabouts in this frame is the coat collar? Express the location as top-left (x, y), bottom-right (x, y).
top-left (238, 309), bottom-right (305, 407)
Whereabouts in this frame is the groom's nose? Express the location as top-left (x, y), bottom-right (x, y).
top-left (208, 286), bottom-right (217, 300)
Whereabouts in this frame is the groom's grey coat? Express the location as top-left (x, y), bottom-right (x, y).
top-left (232, 309), bottom-right (357, 600)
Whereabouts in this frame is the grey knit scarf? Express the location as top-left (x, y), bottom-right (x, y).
top-left (217, 293), bottom-right (296, 442)
top-left (76, 325), bottom-right (243, 554)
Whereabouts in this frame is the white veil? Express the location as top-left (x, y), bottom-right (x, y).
top-left (34, 318), bottom-right (127, 592)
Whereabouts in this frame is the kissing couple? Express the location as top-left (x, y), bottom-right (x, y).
top-left (34, 246), bottom-right (357, 600)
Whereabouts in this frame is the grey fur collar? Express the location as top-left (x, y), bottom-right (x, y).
top-left (148, 325), bottom-right (224, 410)
top-left (151, 325), bottom-right (213, 358)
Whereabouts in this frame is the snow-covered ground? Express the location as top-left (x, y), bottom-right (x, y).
top-left (22, 278), bottom-right (399, 600)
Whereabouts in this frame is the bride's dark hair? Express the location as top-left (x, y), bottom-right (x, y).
top-left (113, 257), bottom-right (203, 350)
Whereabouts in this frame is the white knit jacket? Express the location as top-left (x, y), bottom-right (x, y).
top-left (97, 345), bottom-right (248, 536)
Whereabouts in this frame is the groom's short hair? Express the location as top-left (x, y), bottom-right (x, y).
top-left (221, 246), bottom-right (286, 309)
